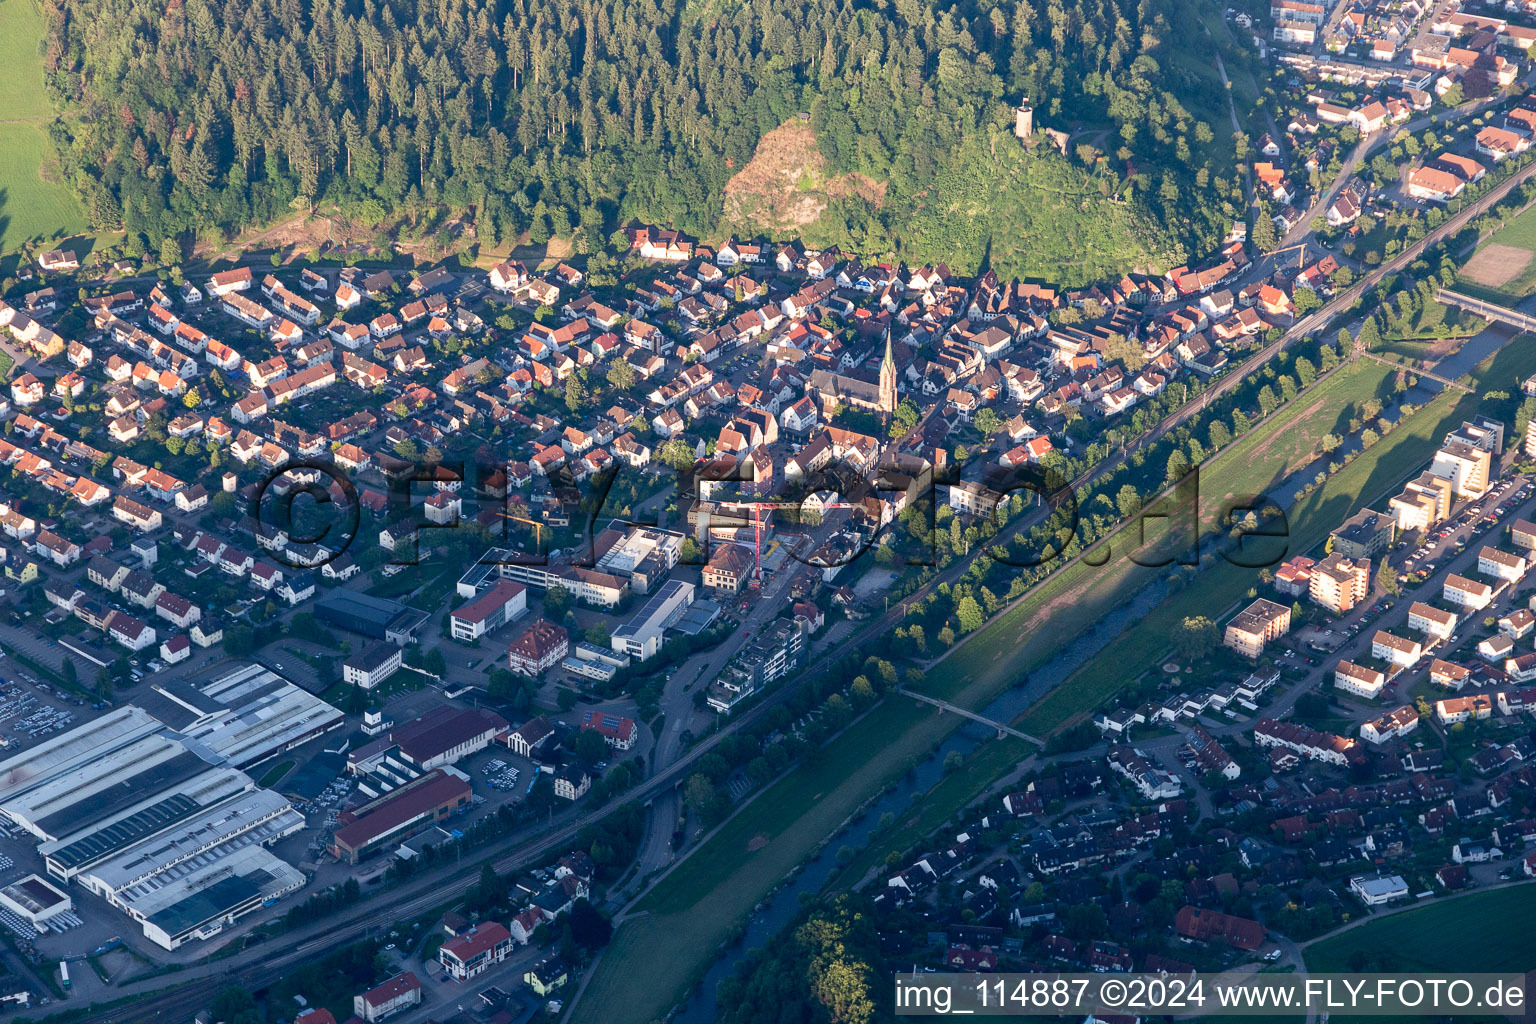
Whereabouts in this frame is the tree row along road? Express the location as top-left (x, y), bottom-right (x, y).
top-left (72, 156), bottom-right (1536, 1024)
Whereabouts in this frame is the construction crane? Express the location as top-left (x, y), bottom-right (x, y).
top-left (723, 500), bottom-right (861, 582)
top-left (1266, 242), bottom-right (1311, 272)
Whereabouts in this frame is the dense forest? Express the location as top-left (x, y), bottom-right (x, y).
top-left (38, 0), bottom-right (1244, 279)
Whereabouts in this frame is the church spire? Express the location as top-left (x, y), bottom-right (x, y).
top-left (878, 331), bottom-right (897, 419)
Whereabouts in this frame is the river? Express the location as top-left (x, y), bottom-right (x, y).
top-left (670, 314), bottom-right (1523, 1022)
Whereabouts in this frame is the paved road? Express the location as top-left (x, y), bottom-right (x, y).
top-left (67, 90), bottom-right (1536, 1024)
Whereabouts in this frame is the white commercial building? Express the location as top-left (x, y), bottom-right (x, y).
top-left (611, 579), bottom-right (695, 661)
top-left (1350, 874), bottom-right (1409, 906)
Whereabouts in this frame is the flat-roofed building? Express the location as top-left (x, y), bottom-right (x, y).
top-left (0, 874), bottom-right (71, 926)
top-left (0, 732), bottom-right (204, 840)
top-left (612, 579), bottom-right (695, 661)
top-left (161, 666), bottom-right (345, 768)
top-left (1430, 441), bottom-right (1491, 499)
top-left (65, 787), bottom-right (305, 898)
top-left (0, 706), bottom-right (163, 809)
top-left (1391, 472), bottom-right (1454, 531)
top-left (1350, 874), bottom-right (1408, 906)
top-left (592, 524), bottom-right (683, 595)
top-left (1330, 508), bottom-right (1394, 559)
top-left (1224, 599), bottom-right (1291, 659)
top-left (121, 843), bottom-right (305, 950)
top-left (315, 590), bottom-right (426, 644)
top-left (1309, 553), bottom-right (1370, 615)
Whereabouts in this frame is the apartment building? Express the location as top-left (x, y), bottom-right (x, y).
top-left (1309, 553), bottom-right (1370, 615)
top-left (1429, 441), bottom-right (1491, 500)
top-left (1479, 546), bottom-right (1527, 583)
top-left (1335, 660), bottom-right (1387, 699)
top-left (1224, 599), bottom-right (1292, 659)
top-left (1390, 472), bottom-right (1454, 532)
top-left (1444, 573), bottom-right (1493, 610)
top-left (1372, 630), bottom-right (1424, 668)
top-left (1329, 508), bottom-right (1395, 559)
top-left (1406, 601), bottom-right (1457, 640)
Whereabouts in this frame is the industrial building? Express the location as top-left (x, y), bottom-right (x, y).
top-left (0, 667), bottom-right (341, 950)
top-left (346, 705), bottom-right (509, 779)
top-left (316, 590), bottom-right (426, 644)
top-left (142, 665), bottom-right (346, 767)
top-left (329, 767), bottom-right (473, 864)
top-left (0, 875), bottom-right (71, 928)
top-left (592, 523), bottom-right (684, 594)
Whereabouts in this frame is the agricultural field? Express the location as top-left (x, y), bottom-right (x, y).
top-left (1458, 202), bottom-right (1536, 301)
top-left (1304, 884), bottom-right (1536, 975)
top-left (0, 0), bottom-right (90, 255)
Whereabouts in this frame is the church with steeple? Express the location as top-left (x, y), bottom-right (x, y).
top-left (878, 331), bottom-right (898, 419)
top-left (806, 331), bottom-right (902, 422)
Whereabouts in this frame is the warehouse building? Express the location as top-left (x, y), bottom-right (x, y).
top-left (0, 875), bottom-right (71, 927)
top-left (0, 706), bottom-right (164, 808)
top-left (330, 767), bottom-right (473, 863)
top-left (392, 706), bottom-right (509, 770)
top-left (39, 766), bottom-right (279, 879)
top-left (0, 732), bottom-right (212, 841)
top-left (316, 590), bottom-right (426, 644)
top-left (0, 671), bottom-right (329, 951)
top-left (62, 787), bottom-right (305, 898)
top-left (125, 844), bottom-right (306, 950)
top-left (146, 666), bottom-right (346, 767)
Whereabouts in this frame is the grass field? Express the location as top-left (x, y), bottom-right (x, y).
top-left (258, 760), bottom-right (296, 788)
top-left (1017, 369), bottom-right (1473, 736)
top-left (1457, 201), bottom-right (1536, 301)
top-left (0, 0), bottom-right (89, 255)
top-left (1305, 883), bottom-right (1536, 974)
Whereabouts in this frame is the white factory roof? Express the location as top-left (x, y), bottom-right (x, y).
top-left (175, 664), bottom-right (344, 767)
top-left (0, 706), bottom-right (162, 805)
top-left (116, 843), bottom-right (305, 938)
top-left (0, 733), bottom-right (210, 840)
top-left (75, 788), bottom-right (304, 895)
top-left (38, 765), bottom-right (258, 877)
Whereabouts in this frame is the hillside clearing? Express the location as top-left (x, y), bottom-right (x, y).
top-left (0, 0), bottom-right (90, 254)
